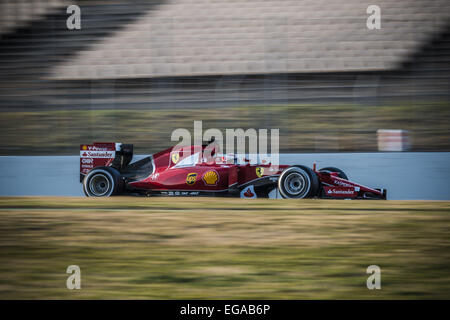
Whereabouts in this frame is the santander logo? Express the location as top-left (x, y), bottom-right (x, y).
top-left (324, 186), bottom-right (356, 196)
top-left (80, 150), bottom-right (115, 158)
top-left (327, 189), bottom-right (354, 195)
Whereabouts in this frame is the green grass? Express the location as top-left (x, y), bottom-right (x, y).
top-left (0, 197), bottom-right (449, 299)
top-left (1, 102), bottom-right (449, 155)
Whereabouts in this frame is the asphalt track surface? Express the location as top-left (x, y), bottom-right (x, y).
top-left (0, 152), bottom-right (449, 200)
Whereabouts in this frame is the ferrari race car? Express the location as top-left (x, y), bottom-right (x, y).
top-left (80, 142), bottom-right (387, 199)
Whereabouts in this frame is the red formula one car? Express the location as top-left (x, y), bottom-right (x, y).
top-left (80, 142), bottom-right (387, 199)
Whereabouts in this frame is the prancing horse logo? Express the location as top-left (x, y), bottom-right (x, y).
top-left (171, 152), bottom-right (180, 164)
top-left (256, 167), bottom-right (264, 178)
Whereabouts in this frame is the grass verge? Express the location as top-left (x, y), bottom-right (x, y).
top-left (0, 197), bottom-right (449, 299)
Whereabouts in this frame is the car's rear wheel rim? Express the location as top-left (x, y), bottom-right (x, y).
top-left (89, 174), bottom-right (110, 196)
top-left (284, 172), bottom-right (307, 196)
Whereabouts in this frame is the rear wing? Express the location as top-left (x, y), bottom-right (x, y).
top-left (80, 142), bottom-right (133, 182)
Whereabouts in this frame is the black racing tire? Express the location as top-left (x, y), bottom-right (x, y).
top-left (83, 167), bottom-right (122, 197)
top-left (319, 167), bottom-right (348, 180)
top-left (278, 165), bottom-right (319, 199)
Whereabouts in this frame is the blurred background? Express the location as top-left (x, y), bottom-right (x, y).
top-left (0, 1), bottom-right (449, 300)
top-left (0, 0), bottom-right (449, 155)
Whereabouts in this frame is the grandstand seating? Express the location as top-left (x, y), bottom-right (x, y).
top-left (0, 1), bottom-right (162, 80)
top-left (0, 0), bottom-right (448, 112)
top-left (48, 0), bottom-right (450, 79)
top-left (0, 0), bottom-right (67, 36)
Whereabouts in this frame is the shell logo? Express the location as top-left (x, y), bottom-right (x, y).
top-left (203, 170), bottom-right (219, 186)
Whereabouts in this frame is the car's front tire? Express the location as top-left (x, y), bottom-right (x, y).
top-left (83, 167), bottom-right (121, 197)
top-left (278, 165), bottom-right (319, 199)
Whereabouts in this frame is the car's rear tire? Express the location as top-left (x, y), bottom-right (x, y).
top-left (278, 165), bottom-right (319, 199)
top-left (319, 167), bottom-right (348, 180)
top-left (83, 167), bottom-right (121, 197)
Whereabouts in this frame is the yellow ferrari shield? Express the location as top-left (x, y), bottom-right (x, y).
top-left (171, 152), bottom-right (180, 164)
top-left (256, 167), bottom-right (264, 177)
